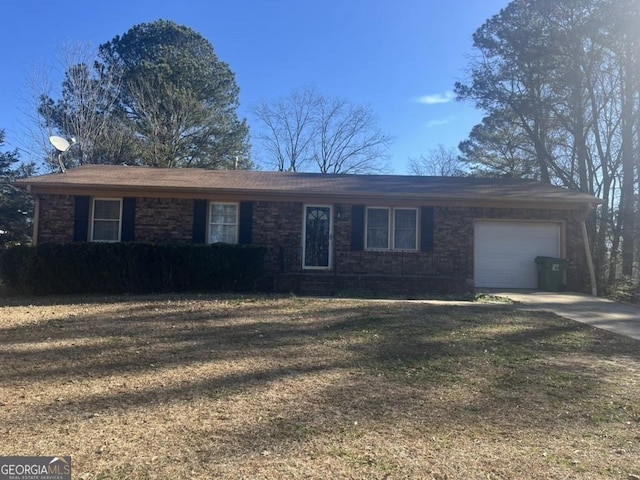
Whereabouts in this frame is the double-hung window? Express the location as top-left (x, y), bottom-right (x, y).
top-left (209, 203), bottom-right (238, 244)
top-left (366, 207), bottom-right (417, 251)
top-left (394, 208), bottom-right (418, 250)
top-left (366, 208), bottom-right (390, 249)
top-left (91, 198), bottom-right (122, 242)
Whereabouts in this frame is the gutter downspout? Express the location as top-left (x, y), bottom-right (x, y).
top-left (581, 220), bottom-right (597, 296)
top-left (32, 196), bottom-right (40, 246)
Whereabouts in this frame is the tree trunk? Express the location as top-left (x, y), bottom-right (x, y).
top-left (620, 67), bottom-right (635, 277)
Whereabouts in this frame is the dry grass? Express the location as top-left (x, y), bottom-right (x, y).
top-left (0, 294), bottom-right (639, 479)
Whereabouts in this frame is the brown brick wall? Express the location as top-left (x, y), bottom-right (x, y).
top-left (35, 194), bottom-right (591, 293)
top-left (37, 195), bottom-right (195, 244)
top-left (260, 202), bottom-right (590, 293)
top-left (252, 201), bottom-right (303, 273)
top-left (135, 197), bottom-right (194, 243)
top-left (37, 194), bottom-right (75, 244)
top-left (332, 205), bottom-right (467, 278)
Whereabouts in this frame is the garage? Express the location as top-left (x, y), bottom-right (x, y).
top-left (474, 221), bottom-right (562, 289)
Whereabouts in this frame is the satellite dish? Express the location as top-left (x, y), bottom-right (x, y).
top-left (49, 136), bottom-right (74, 173)
top-left (49, 136), bottom-right (71, 153)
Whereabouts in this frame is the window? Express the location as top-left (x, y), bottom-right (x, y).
top-left (91, 198), bottom-right (122, 242)
top-left (366, 208), bottom-right (390, 249)
top-left (394, 209), bottom-right (418, 250)
top-left (209, 203), bottom-right (238, 243)
top-left (366, 207), bottom-right (417, 251)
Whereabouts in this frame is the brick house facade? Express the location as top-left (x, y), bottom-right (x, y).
top-left (19, 165), bottom-right (600, 296)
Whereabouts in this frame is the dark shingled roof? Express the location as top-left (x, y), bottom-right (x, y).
top-left (16, 164), bottom-right (601, 206)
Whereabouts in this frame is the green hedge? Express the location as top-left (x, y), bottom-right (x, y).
top-left (0, 242), bottom-right (266, 295)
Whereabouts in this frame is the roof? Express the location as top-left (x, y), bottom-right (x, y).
top-left (15, 164), bottom-right (601, 208)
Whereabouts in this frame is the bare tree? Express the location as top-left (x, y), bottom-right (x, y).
top-left (314, 96), bottom-right (392, 174)
top-left (253, 88), bottom-right (392, 174)
top-left (18, 65), bottom-right (56, 167)
top-left (18, 42), bottom-right (122, 170)
top-left (53, 46), bottom-right (123, 164)
top-left (251, 87), bottom-right (318, 171)
top-left (408, 145), bottom-right (468, 177)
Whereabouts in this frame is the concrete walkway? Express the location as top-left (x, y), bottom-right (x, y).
top-left (485, 290), bottom-right (640, 341)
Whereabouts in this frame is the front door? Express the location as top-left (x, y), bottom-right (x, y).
top-left (303, 206), bottom-right (332, 269)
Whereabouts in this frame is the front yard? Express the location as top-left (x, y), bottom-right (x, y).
top-left (0, 295), bottom-right (638, 479)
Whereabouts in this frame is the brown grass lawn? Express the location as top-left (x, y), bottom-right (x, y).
top-left (0, 294), bottom-right (639, 479)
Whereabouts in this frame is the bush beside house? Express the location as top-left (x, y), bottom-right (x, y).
top-left (0, 243), bottom-right (266, 295)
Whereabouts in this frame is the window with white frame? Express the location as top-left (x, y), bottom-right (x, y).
top-left (366, 207), bottom-right (417, 251)
top-left (366, 208), bottom-right (390, 249)
top-left (209, 203), bottom-right (238, 243)
top-left (91, 198), bottom-right (122, 242)
top-left (394, 208), bottom-right (418, 250)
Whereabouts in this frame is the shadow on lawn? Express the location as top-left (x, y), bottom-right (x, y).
top-left (207, 308), bottom-right (640, 460)
top-left (1, 297), bottom-right (639, 454)
top-left (0, 298), bottom-right (333, 381)
top-left (0, 292), bottom-right (275, 308)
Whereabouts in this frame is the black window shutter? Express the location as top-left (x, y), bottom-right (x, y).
top-left (192, 200), bottom-right (208, 243)
top-left (420, 206), bottom-right (434, 253)
top-left (121, 197), bottom-right (136, 242)
top-left (238, 201), bottom-right (253, 244)
top-left (351, 205), bottom-right (365, 251)
top-left (73, 196), bottom-right (90, 242)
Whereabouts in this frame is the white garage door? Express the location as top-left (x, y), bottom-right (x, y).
top-left (474, 221), bottom-right (561, 289)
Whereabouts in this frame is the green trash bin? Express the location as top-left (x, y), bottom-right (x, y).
top-left (535, 256), bottom-right (568, 292)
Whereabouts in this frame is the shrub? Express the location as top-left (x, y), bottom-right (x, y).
top-left (0, 242), bottom-right (266, 295)
top-left (605, 275), bottom-right (640, 304)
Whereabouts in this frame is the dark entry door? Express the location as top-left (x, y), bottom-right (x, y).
top-left (303, 206), bottom-right (332, 269)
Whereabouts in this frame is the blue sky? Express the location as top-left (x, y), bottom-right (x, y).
top-left (0, 0), bottom-right (511, 173)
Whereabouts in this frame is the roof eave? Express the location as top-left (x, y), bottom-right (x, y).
top-left (18, 181), bottom-right (600, 210)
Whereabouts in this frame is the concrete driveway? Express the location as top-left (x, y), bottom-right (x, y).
top-left (485, 290), bottom-right (640, 341)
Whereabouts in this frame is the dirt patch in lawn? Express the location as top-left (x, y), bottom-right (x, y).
top-left (1, 294), bottom-right (639, 479)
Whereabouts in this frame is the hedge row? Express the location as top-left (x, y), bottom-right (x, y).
top-left (0, 242), bottom-right (266, 295)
